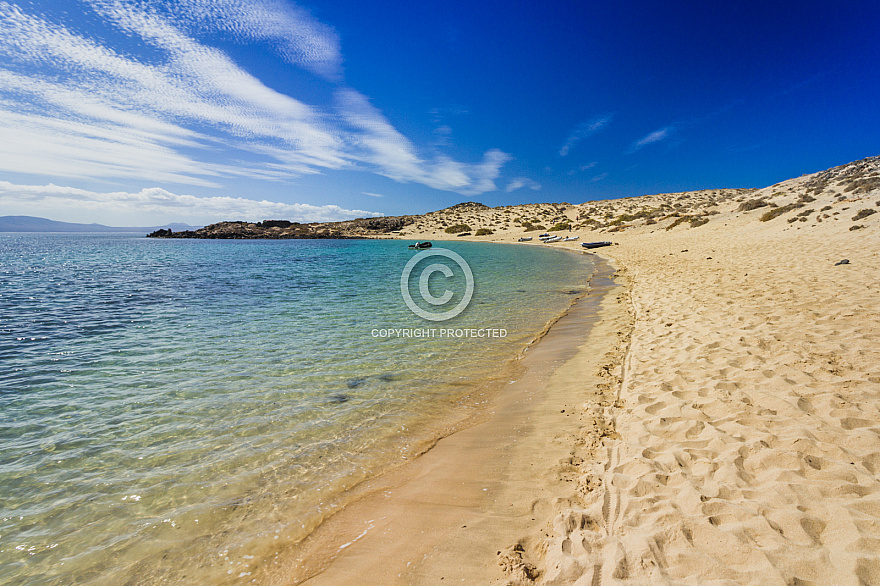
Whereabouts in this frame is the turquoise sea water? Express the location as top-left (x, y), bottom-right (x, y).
top-left (0, 234), bottom-right (596, 584)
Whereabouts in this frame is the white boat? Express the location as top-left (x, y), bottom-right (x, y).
top-left (563, 236), bottom-right (579, 241)
top-left (518, 236), bottom-right (532, 241)
top-left (543, 236), bottom-right (562, 243)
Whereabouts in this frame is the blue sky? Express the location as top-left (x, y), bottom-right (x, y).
top-left (0, 0), bottom-right (877, 225)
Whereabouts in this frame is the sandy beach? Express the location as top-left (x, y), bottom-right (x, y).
top-left (273, 157), bottom-right (880, 584)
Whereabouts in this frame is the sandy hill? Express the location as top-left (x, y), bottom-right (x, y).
top-left (401, 155), bottom-right (880, 241)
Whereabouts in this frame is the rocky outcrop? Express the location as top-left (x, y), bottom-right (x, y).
top-left (147, 215), bottom-right (416, 239)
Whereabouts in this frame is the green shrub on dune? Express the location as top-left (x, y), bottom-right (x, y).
top-left (760, 203), bottom-right (803, 222)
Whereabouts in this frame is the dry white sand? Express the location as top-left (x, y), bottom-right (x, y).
top-left (536, 224), bottom-right (880, 585)
top-left (276, 157), bottom-right (880, 584)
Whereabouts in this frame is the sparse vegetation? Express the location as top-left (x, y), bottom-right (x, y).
top-left (843, 176), bottom-right (880, 194)
top-left (760, 203), bottom-right (804, 222)
top-left (444, 224), bottom-right (472, 234)
top-left (853, 208), bottom-right (877, 221)
top-left (549, 222), bottom-right (571, 231)
top-left (475, 228), bottom-right (494, 236)
top-left (665, 215), bottom-right (709, 230)
top-left (738, 199), bottom-right (769, 212)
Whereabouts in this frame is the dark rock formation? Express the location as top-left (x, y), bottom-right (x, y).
top-left (441, 202), bottom-right (489, 213)
top-left (147, 214), bottom-right (416, 239)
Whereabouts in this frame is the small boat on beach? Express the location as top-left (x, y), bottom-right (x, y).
top-left (581, 241), bottom-right (613, 249)
top-left (408, 241), bottom-right (432, 249)
top-left (538, 233), bottom-right (550, 238)
top-left (518, 237), bottom-right (532, 242)
top-left (563, 236), bottom-right (579, 241)
top-left (543, 236), bottom-right (563, 243)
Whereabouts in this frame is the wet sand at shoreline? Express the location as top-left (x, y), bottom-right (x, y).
top-left (269, 258), bottom-right (630, 584)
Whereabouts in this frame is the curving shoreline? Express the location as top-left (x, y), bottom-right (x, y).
top-left (267, 252), bottom-right (628, 584)
top-left (272, 155), bottom-right (880, 584)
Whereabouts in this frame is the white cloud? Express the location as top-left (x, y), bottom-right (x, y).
top-left (362, 192), bottom-right (383, 197)
top-left (0, 2), bottom-right (346, 184)
top-left (590, 172), bottom-right (608, 182)
top-left (505, 177), bottom-right (541, 192)
top-left (629, 127), bottom-right (671, 152)
top-left (156, 0), bottom-right (344, 79)
top-left (0, 181), bottom-right (382, 226)
top-left (559, 116), bottom-right (612, 156)
top-left (432, 124), bottom-right (453, 146)
top-left (0, 1), bottom-right (509, 197)
top-left (568, 161), bottom-right (598, 175)
top-left (337, 89), bottom-right (510, 195)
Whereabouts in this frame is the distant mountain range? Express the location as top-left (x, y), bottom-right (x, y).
top-left (0, 216), bottom-right (202, 233)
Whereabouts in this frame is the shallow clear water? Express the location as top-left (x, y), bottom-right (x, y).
top-left (0, 234), bottom-right (595, 584)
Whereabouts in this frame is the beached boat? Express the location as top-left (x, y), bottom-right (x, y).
top-left (408, 241), bottom-right (432, 249)
top-left (518, 237), bottom-right (533, 241)
top-left (581, 241), bottom-right (613, 249)
top-left (563, 236), bottom-right (579, 241)
top-left (544, 236), bottom-right (563, 243)
top-left (538, 233), bottom-right (550, 238)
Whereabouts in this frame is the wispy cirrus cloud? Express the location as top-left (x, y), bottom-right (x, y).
top-left (0, 181), bottom-right (381, 225)
top-left (147, 0), bottom-right (344, 79)
top-left (559, 115), bottom-right (613, 156)
top-left (0, 0), bottom-right (509, 206)
top-left (568, 161), bottom-right (598, 175)
top-left (337, 89), bottom-right (510, 195)
top-left (628, 126), bottom-right (672, 153)
top-left (505, 177), bottom-right (541, 192)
